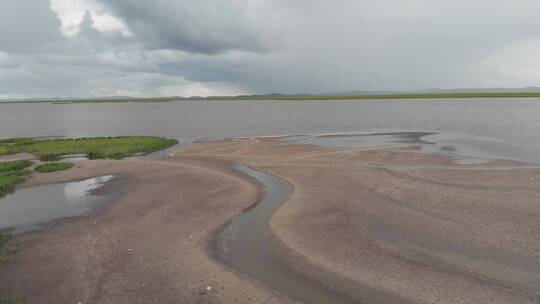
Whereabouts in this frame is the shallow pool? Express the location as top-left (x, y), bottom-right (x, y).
top-left (0, 176), bottom-right (114, 234)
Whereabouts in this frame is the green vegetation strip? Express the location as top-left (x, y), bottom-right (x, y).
top-left (4, 91), bottom-right (540, 104)
top-left (0, 136), bottom-right (177, 161)
top-left (0, 293), bottom-right (21, 304)
top-left (35, 162), bottom-right (74, 173)
top-left (201, 92), bottom-right (540, 101)
top-left (0, 232), bottom-right (10, 264)
top-left (0, 160), bottom-right (33, 198)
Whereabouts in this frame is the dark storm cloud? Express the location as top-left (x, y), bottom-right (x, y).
top-left (96, 0), bottom-right (274, 55)
top-left (3, 0), bottom-right (540, 98)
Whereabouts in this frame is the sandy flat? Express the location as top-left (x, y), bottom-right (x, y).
top-left (1, 138), bottom-right (540, 303)
top-left (176, 138), bottom-right (540, 303)
top-left (0, 159), bottom-right (291, 304)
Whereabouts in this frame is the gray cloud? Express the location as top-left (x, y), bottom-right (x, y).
top-left (2, 0), bottom-right (540, 98)
top-left (0, 0), bottom-right (64, 53)
top-left (97, 0), bottom-right (278, 55)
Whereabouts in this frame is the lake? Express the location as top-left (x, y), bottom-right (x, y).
top-left (1, 98), bottom-right (539, 163)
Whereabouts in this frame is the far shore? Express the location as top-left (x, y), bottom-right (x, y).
top-left (1, 137), bottom-right (540, 303)
top-left (3, 91), bottom-right (540, 104)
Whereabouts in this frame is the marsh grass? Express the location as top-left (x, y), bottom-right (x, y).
top-left (0, 232), bottom-right (10, 264)
top-left (35, 162), bottom-right (74, 173)
top-left (0, 234), bottom-right (12, 303)
top-left (0, 160), bottom-right (33, 198)
top-left (0, 160), bottom-right (33, 172)
top-left (0, 294), bottom-right (21, 304)
top-left (0, 136), bottom-right (176, 197)
top-left (0, 136), bottom-right (177, 160)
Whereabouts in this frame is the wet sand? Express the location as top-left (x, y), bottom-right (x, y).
top-left (1, 137), bottom-right (540, 303)
top-left (0, 160), bottom-right (291, 304)
top-left (176, 138), bottom-right (540, 303)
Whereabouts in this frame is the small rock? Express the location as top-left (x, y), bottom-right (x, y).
top-left (206, 286), bottom-right (212, 291)
top-left (128, 248), bottom-right (132, 251)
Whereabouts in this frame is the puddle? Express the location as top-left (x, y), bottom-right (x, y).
top-left (0, 176), bottom-right (114, 234)
top-left (216, 164), bottom-right (359, 304)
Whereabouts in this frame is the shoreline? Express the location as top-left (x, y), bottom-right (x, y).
top-left (4, 91), bottom-right (540, 104)
top-left (1, 138), bottom-right (540, 303)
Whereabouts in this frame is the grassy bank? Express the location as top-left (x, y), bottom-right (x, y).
top-left (4, 92), bottom-right (540, 104)
top-left (53, 97), bottom-right (178, 104)
top-left (0, 160), bottom-right (33, 198)
top-left (0, 232), bottom-right (9, 264)
top-left (0, 294), bottom-right (20, 304)
top-left (35, 162), bottom-right (74, 173)
top-left (0, 136), bottom-right (177, 160)
top-left (202, 92), bottom-right (540, 101)
top-left (4, 91), bottom-right (540, 104)
top-left (0, 136), bottom-right (176, 196)
top-left (0, 233), bottom-right (12, 302)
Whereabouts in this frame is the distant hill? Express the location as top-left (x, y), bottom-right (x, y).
top-left (322, 87), bottom-right (540, 96)
top-left (2, 87), bottom-right (540, 103)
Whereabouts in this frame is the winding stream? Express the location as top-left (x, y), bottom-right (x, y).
top-left (216, 164), bottom-right (359, 304)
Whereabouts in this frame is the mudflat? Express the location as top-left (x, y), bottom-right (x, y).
top-left (1, 137), bottom-right (540, 303)
top-left (0, 160), bottom-right (291, 304)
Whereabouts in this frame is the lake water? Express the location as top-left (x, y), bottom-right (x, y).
top-left (1, 99), bottom-right (539, 163)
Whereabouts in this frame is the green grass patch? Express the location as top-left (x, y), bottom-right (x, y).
top-left (0, 136), bottom-right (176, 197)
top-left (0, 232), bottom-right (10, 265)
top-left (0, 174), bottom-right (26, 197)
top-left (0, 294), bottom-right (21, 304)
top-left (0, 136), bottom-right (178, 160)
top-left (35, 162), bottom-right (74, 173)
top-left (0, 160), bottom-right (33, 198)
top-left (0, 160), bottom-right (33, 173)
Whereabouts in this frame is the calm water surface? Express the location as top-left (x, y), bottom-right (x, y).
top-left (217, 164), bottom-right (359, 304)
top-left (0, 176), bottom-right (114, 234)
top-left (1, 99), bottom-right (539, 162)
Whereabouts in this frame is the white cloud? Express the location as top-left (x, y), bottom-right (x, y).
top-left (50, 0), bottom-right (131, 37)
top-left (480, 38), bottom-right (540, 87)
top-left (159, 81), bottom-right (247, 97)
top-left (2, 0), bottom-right (540, 99)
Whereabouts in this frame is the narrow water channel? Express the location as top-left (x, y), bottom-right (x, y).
top-left (216, 164), bottom-right (359, 304)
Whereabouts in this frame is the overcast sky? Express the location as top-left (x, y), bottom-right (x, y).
top-left (1, 0), bottom-right (540, 98)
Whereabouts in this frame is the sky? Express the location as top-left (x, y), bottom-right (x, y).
top-left (1, 0), bottom-right (540, 98)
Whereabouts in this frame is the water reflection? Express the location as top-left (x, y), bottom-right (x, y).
top-left (0, 176), bottom-right (114, 234)
top-left (286, 132), bottom-right (540, 164)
